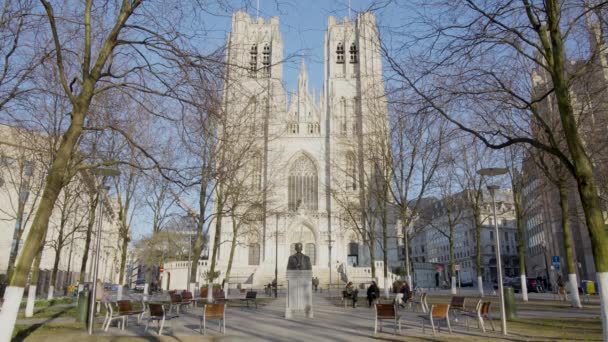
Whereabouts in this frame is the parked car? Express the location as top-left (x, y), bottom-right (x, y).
top-left (134, 280), bottom-right (146, 292)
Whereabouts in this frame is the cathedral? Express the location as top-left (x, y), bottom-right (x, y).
top-left (206, 10), bottom-right (402, 287)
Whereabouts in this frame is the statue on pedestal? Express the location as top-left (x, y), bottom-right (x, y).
top-left (285, 243), bottom-right (313, 319)
top-left (287, 243), bottom-right (312, 270)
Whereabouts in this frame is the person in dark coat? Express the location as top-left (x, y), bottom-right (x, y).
top-left (367, 281), bottom-right (378, 307)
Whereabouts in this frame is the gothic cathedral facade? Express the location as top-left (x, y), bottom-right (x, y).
top-left (208, 11), bottom-right (401, 286)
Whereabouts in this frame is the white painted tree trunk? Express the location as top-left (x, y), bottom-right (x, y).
top-left (521, 274), bottom-right (529, 301)
top-left (598, 272), bottom-right (608, 342)
top-left (143, 283), bottom-right (149, 295)
top-left (25, 285), bottom-right (37, 318)
top-left (451, 276), bottom-right (457, 294)
top-left (206, 281), bottom-right (213, 302)
top-left (477, 276), bottom-right (484, 297)
top-left (567, 273), bottom-right (581, 308)
top-left (0, 286), bottom-right (25, 342)
top-left (47, 285), bottom-right (54, 300)
top-left (190, 282), bottom-right (197, 295)
top-left (117, 285), bottom-right (123, 300)
top-left (383, 277), bottom-right (390, 298)
top-left (405, 275), bottom-right (412, 288)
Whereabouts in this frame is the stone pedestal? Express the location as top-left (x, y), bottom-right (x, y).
top-left (285, 270), bottom-right (313, 319)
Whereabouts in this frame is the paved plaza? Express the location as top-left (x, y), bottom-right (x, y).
top-left (14, 289), bottom-right (603, 341)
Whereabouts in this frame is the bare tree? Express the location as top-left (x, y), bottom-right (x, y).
top-left (383, 1), bottom-right (608, 334)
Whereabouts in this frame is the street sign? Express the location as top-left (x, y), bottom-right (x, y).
top-left (455, 264), bottom-right (461, 271)
top-left (554, 263), bottom-right (560, 271)
top-left (552, 256), bottom-right (560, 263)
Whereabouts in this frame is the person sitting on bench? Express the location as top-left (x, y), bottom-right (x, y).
top-left (344, 282), bottom-right (358, 308)
top-left (394, 282), bottom-right (411, 308)
top-left (367, 281), bottom-right (379, 307)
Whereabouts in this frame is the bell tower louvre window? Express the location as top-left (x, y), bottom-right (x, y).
top-left (249, 44), bottom-right (258, 77)
top-left (349, 43), bottom-right (358, 63)
top-left (262, 44), bottom-right (271, 77)
top-left (336, 42), bottom-right (345, 64)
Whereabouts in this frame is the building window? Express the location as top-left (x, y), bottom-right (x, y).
top-left (339, 97), bottom-right (347, 135)
top-left (349, 43), bottom-right (358, 63)
top-left (248, 243), bottom-right (260, 265)
top-left (288, 155), bottom-right (318, 211)
top-left (288, 123), bottom-right (299, 134)
top-left (305, 243), bottom-right (316, 265)
top-left (251, 153), bottom-right (263, 191)
top-left (336, 42), bottom-right (345, 63)
top-left (262, 44), bottom-right (271, 77)
top-left (249, 44), bottom-right (258, 77)
top-left (346, 152), bottom-right (357, 191)
top-left (248, 97), bottom-right (257, 134)
top-left (490, 231), bottom-right (494, 240)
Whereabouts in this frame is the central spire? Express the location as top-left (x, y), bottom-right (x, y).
top-left (298, 59), bottom-right (308, 96)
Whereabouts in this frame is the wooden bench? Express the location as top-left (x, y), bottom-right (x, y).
top-left (240, 291), bottom-right (257, 308)
top-left (374, 303), bottom-right (401, 335)
top-left (200, 303), bottom-right (226, 335)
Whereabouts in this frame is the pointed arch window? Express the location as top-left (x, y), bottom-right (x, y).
top-left (346, 152), bottom-right (357, 191)
top-left (248, 97), bottom-right (257, 134)
top-left (262, 44), bottom-right (271, 77)
top-left (248, 243), bottom-right (260, 265)
top-left (305, 243), bottom-right (316, 265)
top-left (339, 97), bottom-right (347, 135)
top-left (349, 43), bottom-right (358, 63)
top-left (288, 155), bottom-right (318, 211)
top-left (249, 44), bottom-right (258, 77)
top-left (336, 42), bottom-right (345, 64)
top-left (251, 153), bottom-right (263, 191)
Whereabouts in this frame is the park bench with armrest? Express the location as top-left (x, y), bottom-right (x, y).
top-left (462, 300), bottom-right (495, 333)
top-left (240, 291), bottom-right (257, 308)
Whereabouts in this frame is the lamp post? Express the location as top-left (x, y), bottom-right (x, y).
top-left (275, 213), bottom-right (279, 298)
top-left (477, 167), bottom-right (508, 336)
top-left (88, 167), bottom-right (120, 336)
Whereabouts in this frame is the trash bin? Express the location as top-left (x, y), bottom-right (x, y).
top-left (586, 281), bottom-right (596, 295)
top-left (76, 288), bottom-right (89, 323)
top-left (503, 286), bottom-right (517, 321)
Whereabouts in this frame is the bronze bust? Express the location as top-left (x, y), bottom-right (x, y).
top-left (287, 243), bottom-right (312, 270)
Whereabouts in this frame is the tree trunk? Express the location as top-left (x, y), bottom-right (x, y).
top-left (25, 253), bottom-right (43, 318)
top-left (547, 0), bottom-right (608, 308)
top-left (546, 2), bottom-right (608, 336)
top-left (189, 228), bottom-right (204, 283)
top-left (224, 215), bottom-right (239, 282)
top-left (558, 182), bottom-right (582, 308)
top-left (208, 192), bottom-right (224, 285)
top-left (80, 192), bottom-right (99, 283)
top-left (474, 207), bottom-right (484, 296)
top-left (0, 103), bottom-right (85, 342)
top-left (48, 245), bottom-right (62, 300)
top-left (450, 224), bottom-right (456, 294)
top-left (513, 178), bottom-right (529, 301)
top-left (118, 232), bottom-right (128, 285)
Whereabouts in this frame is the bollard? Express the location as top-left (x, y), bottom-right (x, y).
top-left (76, 288), bottom-right (89, 323)
top-left (503, 286), bottom-right (517, 321)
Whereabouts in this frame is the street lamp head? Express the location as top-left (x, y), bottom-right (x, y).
top-left (477, 167), bottom-right (508, 177)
